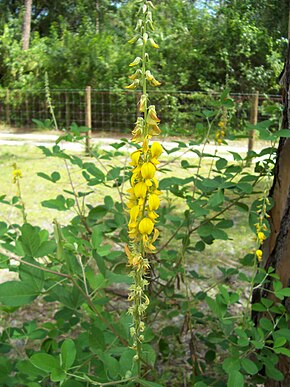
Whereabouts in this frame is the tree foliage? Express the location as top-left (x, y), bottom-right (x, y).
top-left (0, 0), bottom-right (287, 91)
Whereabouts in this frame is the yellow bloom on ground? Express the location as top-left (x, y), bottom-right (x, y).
top-left (256, 249), bottom-right (263, 262)
top-left (138, 218), bottom-right (154, 235)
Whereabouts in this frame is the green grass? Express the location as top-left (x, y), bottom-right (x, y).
top-left (0, 144), bottom-right (122, 228)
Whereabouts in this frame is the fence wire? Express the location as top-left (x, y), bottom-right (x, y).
top-left (0, 89), bottom-right (282, 135)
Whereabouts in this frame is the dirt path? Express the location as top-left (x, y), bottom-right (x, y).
top-left (0, 131), bottom-right (263, 159)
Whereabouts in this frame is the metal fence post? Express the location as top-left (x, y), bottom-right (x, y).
top-left (85, 86), bottom-right (92, 154)
top-left (5, 89), bottom-right (10, 127)
top-left (247, 91), bottom-right (259, 158)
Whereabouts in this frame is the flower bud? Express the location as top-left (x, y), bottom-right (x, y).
top-left (149, 37), bottom-right (159, 48)
top-left (129, 57), bottom-right (142, 67)
top-left (141, 162), bottom-right (156, 180)
top-left (134, 182), bottom-right (147, 198)
top-left (148, 194), bottom-right (160, 211)
top-left (139, 218), bottom-right (154, 235)
top-left (151, 142), bottom-right (163, 159)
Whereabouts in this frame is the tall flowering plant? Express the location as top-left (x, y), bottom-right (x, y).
top-left (124, 0), bottom-right (162, 373)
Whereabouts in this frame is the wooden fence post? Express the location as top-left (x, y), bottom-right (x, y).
top-left (85, 86), bottom-right (92, 154)
top-left (65, 92), bottom-right (70, 129)
top-left (247, 91), bottom-right (259, 158)
top-left (5, 89), bottom-right (10, 127)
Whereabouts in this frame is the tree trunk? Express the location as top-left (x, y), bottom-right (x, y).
top-left (252, 41), bottom-right (290, 386)
top-left (22, 0), bottom-right (32, 50)
top-left (96, 0), bottom-right (100, 33)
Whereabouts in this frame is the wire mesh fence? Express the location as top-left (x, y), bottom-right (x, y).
top-left (0, 88), bottom-right (282, 135)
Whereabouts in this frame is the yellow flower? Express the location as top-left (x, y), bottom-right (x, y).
top-left (148, 124), bottom-right (161, 137)
top-left (129, 205), bottom-right (140, 228)
top-left (130, 150), bottom-right (142, 166)
top-left (141, 162), bottom-right (156, 180)
top-left (13, 168), bottom-right (22, 183)
top-left (138, 218), bottom-right (154, 235)
top-left (147, 105), bottom-right (160, 124)
top-left (148, 211), bottom-right (158, 221)
top-left (151, 142), bottom-right (163, 159)
top-left (148, 194), bottom-right (160, 211)
top-left (134, 182), bottom-right (147, 198)
top-left (149, 38), bottom-right (159, 49)
top-left (257, 232), bottom-right (266, 244)
top-left (256, 249), bottom-right (263, 262)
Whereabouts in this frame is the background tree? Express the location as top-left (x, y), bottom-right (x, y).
top-left (22, 0), bottom-right (32, 50)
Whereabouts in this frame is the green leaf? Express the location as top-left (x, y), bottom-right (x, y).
top-left (216, 158), bottom-right (228, 170)
top-left (88, 205), bottom-right (108, 223)
top-left (104, 195), bottom-right (114, 209)
top-left (0, 281), bottom-right (38, 306)
top-left (273, 347), bottom-right (290, 356)
top-left (30, 353), bottom-right (58, 372)
top-left (61, 339), bottom-right (76, 370)
top-left (252, 303), bottom-right (267, 312)
top-left (208, 190), bottom-right (224, 208)
top-left (241, 358), bottom-right (259, 375)
top-left (194, 241), bottom-right (206, 252)
top-left (274, 337), bottom-right (287, 348)
top-left (89, 327), bottom-right (105, 352)
top-left (37, 171), bottom-right (60, 183)
top-left (91, 227), bottom-right (103, 249)
top-left (197, 222), bottom-right (214, 238)
top-left (51, 367), bottom-right (66, 382)
top-left (107, 167), bottom-right (122, 181)
top-left (212, 228), bottom-right (228, 240)
top-left (19, 224), bottom-right (41, 257)
top-left (275, 288), bottom-right (290, 298)
top-left (99, 353), bottom-right (119, 379)
top-left (265, 365), bottom-right (284, 381)
top-left (222, 357), bottom-right (240, 373)
top-left (142, 344), bottom-right (156, 367)
top-left (42, 195), bottom-right (68, 211)
top-left (237, 182), bottom-right (253, 194)
top-left (83, 162), bottom-right (105, 181)
top-left (227, 371), bottom-right (244, 387)
top-left (119, 348), bottom-right (136, 375)
top-left (86, 272), bottom-right (107, 291)
top-left (274, 129), bottom-right (290, 138)
top-left (216, 219), bottom-right (233, 229)
top-left (259, 317), bottom-right (273, 331)
top-left (19, 257), bottom-right (44, 292)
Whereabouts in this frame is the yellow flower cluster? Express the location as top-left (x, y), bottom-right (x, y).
top-left (216, 121), bottom-right (226, 146)
top-left (124, 0), bottom-right (161, 363)
top-left (254, 198), bottom-right (270, 262)
top-left (126, 139), bottom-right (162, 267)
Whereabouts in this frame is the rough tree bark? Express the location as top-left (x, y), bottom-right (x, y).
top-left (22, 0), bottom-right (32, 50)
top-left (252, 40), bottom-right (290, 386)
